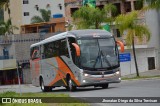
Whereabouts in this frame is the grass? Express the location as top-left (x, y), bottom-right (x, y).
top-left (0, 91), bottom-right (89, 106)
top-left (122, 75), bottom-right (160, 80)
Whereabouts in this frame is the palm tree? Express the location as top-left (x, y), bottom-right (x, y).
top-left (0, 9), bottom-right (3, 21)
top-left (115, 11), bottom-right (151, 77)
top-left (146, 0), bottom-right (160, 10)
top-left (31, 9), bottom-right (51, 24)
top-left (0, 18), bottom-right (18, 35)
top-left (138, 0), bottom-right (160, 10)
top-left (0, 0), bottom-right (13, 33)
top-left (0, 0), bottom-right (10, 18)
top-left (72, 3), bottom-right (117, 29)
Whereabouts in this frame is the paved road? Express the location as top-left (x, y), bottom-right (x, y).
top-left (0, 79), bottom-right (160, 106)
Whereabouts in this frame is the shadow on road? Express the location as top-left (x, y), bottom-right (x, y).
top-left (47, 86), bottom-right (118, 93)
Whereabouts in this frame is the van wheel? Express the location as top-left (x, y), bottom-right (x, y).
top-left (66, 77), bottom-right (76, 91)
top-left (101, 84), bottom-right (109, 89)
top-left (40, 78), bottom-right (52, 92)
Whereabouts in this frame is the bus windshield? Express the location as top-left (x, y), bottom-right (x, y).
top-left (78, 38), bottom-right (119, 70)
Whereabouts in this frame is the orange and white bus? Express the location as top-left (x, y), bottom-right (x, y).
top-left (30, 29), bottom-right (124, 92)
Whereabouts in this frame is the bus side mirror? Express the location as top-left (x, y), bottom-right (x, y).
top-left (72, 43), bottom-right (80, 57)
top-left (116, 40), bottom-right (124, 53)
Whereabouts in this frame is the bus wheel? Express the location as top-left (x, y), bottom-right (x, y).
top-left (101, 84), bottom-right (109, 89)
top-left (67, 77), bottom-right (76, 91)
top-left (40, 78), bottom-right (52, 92)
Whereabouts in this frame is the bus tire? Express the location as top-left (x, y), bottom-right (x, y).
top-left (40, 78), bottom-right (52, 92)
top-left (66, 77), bottom-right (76, 91)
top-left (101, 83), bottom-right (109, 89)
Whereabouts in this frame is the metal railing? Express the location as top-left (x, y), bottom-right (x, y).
top-left (0, 55), bottom-right (13, 60)
top-left (0, 36), bottom-right (12, 44)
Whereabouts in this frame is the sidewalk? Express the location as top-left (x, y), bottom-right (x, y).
top-left (0, 84), bottom-right (34, 89)
top-left (122, 69), bottom-right (160, 78)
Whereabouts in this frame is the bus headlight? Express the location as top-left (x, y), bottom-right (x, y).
top-left (116, 71), bottom-right (120, 75)
top-left (83, 80), bottom-right (86, 83)
top-left (84, 73), bottom-right (89, 77)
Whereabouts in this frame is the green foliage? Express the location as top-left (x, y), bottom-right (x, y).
top-left (146, 0), bottom-right (160, 10)
top-left (31, 9), bottom-right (51, 24)
top-left (139, 0), bottom-right (160, 10)
top-left (115, 11), bottom-right (151, 45)
top-left (0, 0), bottom-right (9, 10)
top-left (0, 91), bottom-right (88, 106)
top-left (0, 18), bottom-right (18, 35)
top-left (0, 0), bottom-right (10, 15)
top-left (72, 3), bottom-right (117, 29)
top-left (0, 9), bottom-right (4, 21)
top-left (0, 91), bottom-right (18, 97)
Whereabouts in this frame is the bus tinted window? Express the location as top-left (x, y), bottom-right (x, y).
top-left (60, 39), bottom-right (69, 57)
top-left (43, 39), bottom-right (69, 59)
top-left (31, 46), bottom-right (40, 60)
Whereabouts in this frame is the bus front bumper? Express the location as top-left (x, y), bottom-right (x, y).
top-left (79, 71), bottom-right (121, 87)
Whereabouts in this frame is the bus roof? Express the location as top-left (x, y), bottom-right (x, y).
top-left (68, 29), bottom-right (112, 38)
top-left (30, 29), bottom-right (112, 48)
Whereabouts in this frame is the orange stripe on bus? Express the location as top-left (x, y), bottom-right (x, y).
top-left (48, 71), bottom-right (66, 86)
top-left (48, 57), bottom-right (80, 86)
top-left (47, 59), bottom-right (67, 86)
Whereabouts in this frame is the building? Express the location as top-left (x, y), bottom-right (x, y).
top-left (65, 0), bottom-right (160, 75)
top-left (3, 0), bottom-right (65, 34)
top-left (0, 33), bottom-right (58, 85)
top-left (21, 17), bottom-right (66, 34)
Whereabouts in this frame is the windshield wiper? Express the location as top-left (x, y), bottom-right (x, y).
top-left (93, 50), bottom-right (101, 68)
top-left (101, 50), bottom-right (112, 67)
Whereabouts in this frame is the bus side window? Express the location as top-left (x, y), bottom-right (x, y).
top-left (60, 39), bottom-right (69, 57)
top-left (44, 41), bottom-right (60, 59)
top-left (31, 46), bottom-right (40, 60)
top-left (68, 37), bottom-right (77, 64)
top-left (40, 45), bottom-right (45, 59)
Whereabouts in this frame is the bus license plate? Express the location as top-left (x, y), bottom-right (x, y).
top-left (100, 80), bottom-right (107, 82)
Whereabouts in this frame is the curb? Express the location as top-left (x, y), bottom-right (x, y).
top-left (122, 77), bottom-right (160, 81)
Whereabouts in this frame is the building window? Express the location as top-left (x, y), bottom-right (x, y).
top-left (134, 1), bottom-right (143, 10)
top-left (70, 8), bottom-right (79, 16)
top-left (24, 12), bottom-right (29, 16)
top-left (112, 3), bottom-right (121, 17)
top-left (113, 29), bottom-right (121, 38)
top-left (125, 2), bottom-right (131, 12)
top-left (148, 57), bottom-right (155, 70)
top-left (23, 0), bottom-right (29, 4)
top-left (96, 5), bottom-right (104, 10)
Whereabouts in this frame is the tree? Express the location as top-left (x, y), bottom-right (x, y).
top-left (31, 9), bottom-right (51, 24)
top-left (138, 0), bottom-right (160, 10)
top-left (72, 3), bottom-right (117, 29)
top-left (146, 0), bottom-right (160, 10)
top-left (0, 9), bottom-right (4, 21)
top-left (0, 0), bottom-right (14, 33)
top-left (115, 11), bottom-right (151, 77)
top-left (0, 18), bottom-right (18, 35)
top-left (0, 0), bottom-right (10, 17)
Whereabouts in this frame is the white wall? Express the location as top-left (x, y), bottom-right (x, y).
top-left (0, 59), bottom-right (17, 70)
top-left (22, 0), bottom-right (65, 24)
top-left (145, 10), bottom-right (160, 69)
top-left (120, 48), bottom-right (156, 76)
